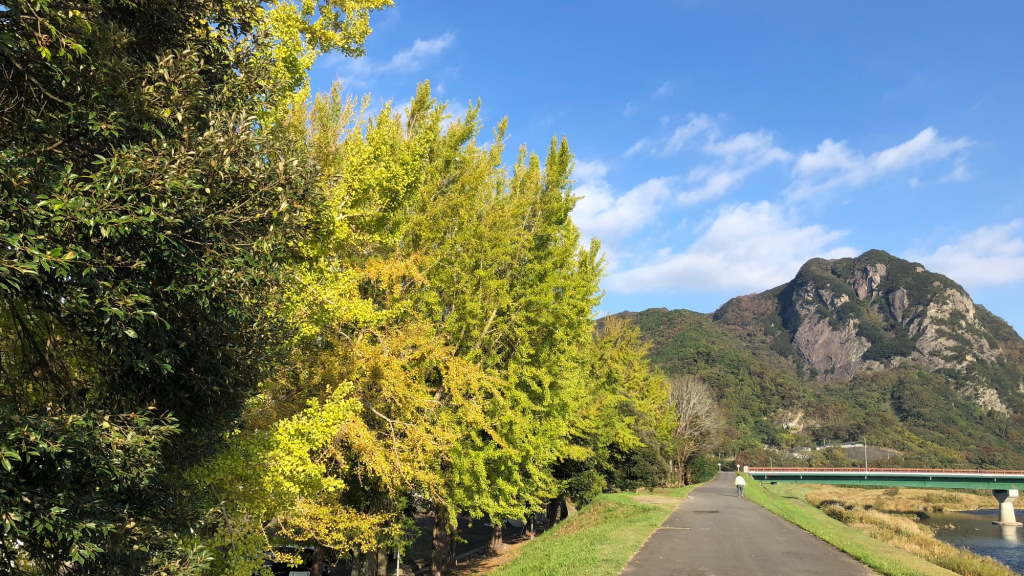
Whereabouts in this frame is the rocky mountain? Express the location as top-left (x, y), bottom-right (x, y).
top-left (611, 250), bottom-right (1024, 467)
top-left (715, 250), bottom-right (1024, 410)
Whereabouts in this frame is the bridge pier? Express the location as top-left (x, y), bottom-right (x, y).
top-left (993, 489), bottom-right (1022, 526)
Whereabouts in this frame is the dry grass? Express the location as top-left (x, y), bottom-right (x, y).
top-left (806, 486), bottom-right (993, 514)
top-left (809, 488), bottom-right (1014, 576)
top-left (747, 480), bottom-right (955, 576)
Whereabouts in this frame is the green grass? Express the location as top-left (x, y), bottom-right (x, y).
top-left (744, 477), bottom-right (956, 576)
top-left (488, 487), bottom-right (697, 576)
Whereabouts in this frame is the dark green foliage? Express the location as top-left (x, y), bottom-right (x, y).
top-left (0, 1), bottom-right (324, 572)
top-left (685, 453), bottom-right (718, 484)
top-left (604, 442), bottom-right (669, 492)
top-left (0, 408), bottom-right (188, 572)
top-left (858, 321), bottom-right (916, 361)
top-left (564, 469), bottom-right (607, 507)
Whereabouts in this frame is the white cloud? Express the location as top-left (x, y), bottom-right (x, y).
top-left (334, 32), bottom-right (455, 85)
top-left (606, 202), bottom-right (856, 292)
top-left (384, 32), bottom-right (455, 72)
top-left (573, 159), bottom-right (609, 182)
top-left (943, 158), bottom-right (971, 183)
top-left (571, 160), bottom-right (674, 240)
top-left (789, 127), bottom-right (971, 200)
top-left (704, 131), bottom-right (790, 164)
top-left (625, 138), bottom-right (651, 157)
top-left (663, 114), bottom-right (717, 154)
top-left (913, 220), bottom-right (1024, 286)
top-left (678, 169), bottom-right (745, 206)
top-left (653, 82), bottom-right (673, 98)
top-left (677, 130), bottom-right (790, 205)
top-left (624, 115), bottom-right (789, 204)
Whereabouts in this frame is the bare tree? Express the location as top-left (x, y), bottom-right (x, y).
top-left (669, 375), bottom-right (723, 484)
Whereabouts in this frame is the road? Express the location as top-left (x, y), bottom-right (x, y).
top-left (620, 473), bottom-right (875, 576)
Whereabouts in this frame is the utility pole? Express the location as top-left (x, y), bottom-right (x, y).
top-left (863, 439), bottom-right (868, 471)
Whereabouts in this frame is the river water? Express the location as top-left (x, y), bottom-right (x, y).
top-left (921, 509), bottom-right (1024, 573)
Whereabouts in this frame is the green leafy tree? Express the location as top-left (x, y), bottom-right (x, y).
top-left (0, 1), bottom-right (390, 573)
top-left (558, 317), bottom-right (675, 500)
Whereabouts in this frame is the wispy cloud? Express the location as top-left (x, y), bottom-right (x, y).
top-left (625, 138), bottom-right (651, 157)
top-left (332, 32), bottom-right (455, 86)
top-left (620, 115), bottom-right (789, 206)
top-left (571, 160), bottom-right (675, 240)
top-left (385, 32), bottom-right (455, 72)
top-left (606, 202), bottom-right (856, 292)
top-left (788, 127), bottom-right (971, 201)
top-left (663, 114), bottom-right (718, 155)
top-left (678, 130), bottom-right (791, 205)
top-left (628, 119), bottom-right (969, 206)
top-left (912, 220), bottom-right (1024, 286)
top-left (623, 102), bottom-right (638, 117)
top-left (943, 158), bottom-right (971, 183)
top-left (653, 81), bottom-right (673, 98)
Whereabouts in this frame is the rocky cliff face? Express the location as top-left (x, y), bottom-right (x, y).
top-left (714, 250), bottom-right (1023, 411)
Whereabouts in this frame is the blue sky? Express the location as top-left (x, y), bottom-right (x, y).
top-left (309, 1), bottom-right (1024, 331)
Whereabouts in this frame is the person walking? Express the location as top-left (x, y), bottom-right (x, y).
top-left (734, 473), bottom-right (746, 498)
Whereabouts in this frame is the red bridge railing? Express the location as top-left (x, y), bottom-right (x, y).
top-left (747, 467), bottom-right (1024, 476)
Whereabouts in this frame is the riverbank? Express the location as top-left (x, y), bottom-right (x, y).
top-left (803, 485), bottom-right (994, 515)
top-left (747, 478), bottom-right (1016, 576)
top-left (466, 486), bottom-right (698, 576)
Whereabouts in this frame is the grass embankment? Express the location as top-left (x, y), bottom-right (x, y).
top-left (746, 478), bottom-right (1015, 576)
top-left (484, 486), bottom-right (697, 576)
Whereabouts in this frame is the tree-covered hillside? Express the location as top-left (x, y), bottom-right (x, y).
top-left (611, 251), bottom-right (1024, 468)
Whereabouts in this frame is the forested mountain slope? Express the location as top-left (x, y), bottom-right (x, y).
top-left (610, 251), bottom-right (1024, 468)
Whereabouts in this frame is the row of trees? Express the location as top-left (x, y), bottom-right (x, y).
top-left (0, 2), bottom-right (722, 574)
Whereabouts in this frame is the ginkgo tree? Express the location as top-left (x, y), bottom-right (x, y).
top-left (197, 83), bottom-right (664, 575)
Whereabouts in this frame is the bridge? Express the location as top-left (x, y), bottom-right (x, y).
top-left (747, 467), bottom-right (1024, 526)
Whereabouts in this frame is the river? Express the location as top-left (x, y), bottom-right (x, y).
top-left (921, 509), bottom-right (1024, 573)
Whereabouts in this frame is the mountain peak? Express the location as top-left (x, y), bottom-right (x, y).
top-left (716, 249), bottom-right (1019, 385)
top-left (608, 250), bottom-right (1024, 467)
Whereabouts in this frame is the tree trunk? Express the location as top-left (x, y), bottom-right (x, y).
top-left (546, 498), bottom-right (560, 526)
top-left (526, 514), bottom-right (535, 539)
top-left (376, 548), bottom-right (388, 576)
top-left (349, 550), bottom-right (360, 576)
top-left (563, 495), bottom-right (577, 518)
top-left (310, 545), bottom-right (325, 576)
top-left (431, 506), bottom-right (454, 576)
top-left (490, 517), bottom-right (504, 554)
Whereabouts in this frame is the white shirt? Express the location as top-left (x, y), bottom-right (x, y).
top-left (734, 475), bottom-right (746, 486)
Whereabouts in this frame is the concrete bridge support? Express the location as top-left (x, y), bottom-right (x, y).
top-left (993, 489), bottom-right (1022, 526)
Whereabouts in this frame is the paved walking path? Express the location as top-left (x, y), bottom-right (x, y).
top-left (620, 473), bottom-right (875, 576)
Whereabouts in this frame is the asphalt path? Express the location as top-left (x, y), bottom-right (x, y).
top-left (620, 473), bottom-right (875, 576)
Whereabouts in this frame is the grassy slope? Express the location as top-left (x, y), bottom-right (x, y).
top-left (744, 477), bottom-right (955, 576)
top-left (488, 487), bottom-right (697, 576)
